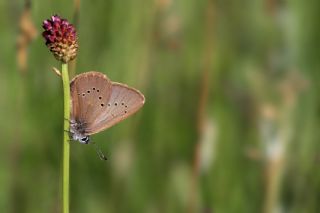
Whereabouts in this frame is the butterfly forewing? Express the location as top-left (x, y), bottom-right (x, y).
top-left (85, 82), bottom-right (145, 135)
top-left (70, 72), bottom-right (112, 125)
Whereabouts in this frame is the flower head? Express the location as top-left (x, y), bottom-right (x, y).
top-left (42, 15), bottom-right (78, 63)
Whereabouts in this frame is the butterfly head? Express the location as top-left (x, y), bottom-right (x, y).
top-left (79, 136), bottom-right (90, 144)
top-left (70, 132), bottom-right (91, 144)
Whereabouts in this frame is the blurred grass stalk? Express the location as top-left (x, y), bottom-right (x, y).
top-left (61, 63), bottom-right (70, 213)
top-left (261, 79), bottom-right (299, 213)
top-left (190, 1), bottom-right (214, 212)
top-left (69, 0), bottom-right (80, 78)
top-left (16, 0), bottom-right (37, 74)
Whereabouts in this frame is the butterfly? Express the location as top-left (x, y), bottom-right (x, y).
top-left (69, 71), bottom-right (145, 158)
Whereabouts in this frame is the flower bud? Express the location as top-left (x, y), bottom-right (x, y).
top-left (42, 15), bottom-right (78, 63)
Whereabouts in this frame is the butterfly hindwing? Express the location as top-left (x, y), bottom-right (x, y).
top-left (85, 82), bottom-right (145, 135)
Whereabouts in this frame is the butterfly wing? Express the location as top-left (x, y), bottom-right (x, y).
top-left (85, 82), bottom-right (145, 135)
top-left (70, 72), bottom-right (112, 125)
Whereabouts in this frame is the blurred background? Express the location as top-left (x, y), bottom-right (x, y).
top-left (0, 0), bottom-right (319, 212)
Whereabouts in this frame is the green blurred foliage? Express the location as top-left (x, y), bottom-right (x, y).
top-left (0, 0), bottom-right (319, 212)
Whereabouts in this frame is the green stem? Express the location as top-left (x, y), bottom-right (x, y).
top-left (61, 63), bottom-right (70, 213)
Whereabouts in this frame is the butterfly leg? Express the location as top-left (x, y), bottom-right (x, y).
top-left (64, 118), bottom-right (75, 124)
top-left (65, 138), bottom-right (72, 143)
top-left (63, 129), bottom-right (74, 143)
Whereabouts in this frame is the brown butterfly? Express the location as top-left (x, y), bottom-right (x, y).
top-left (69, 71), bottom-right (145, 158)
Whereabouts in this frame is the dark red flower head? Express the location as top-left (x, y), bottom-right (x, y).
top-left (42, 15), bottom-right (78, 63)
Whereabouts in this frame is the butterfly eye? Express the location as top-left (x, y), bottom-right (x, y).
top-left (81, 137), bottom-right (89, 143)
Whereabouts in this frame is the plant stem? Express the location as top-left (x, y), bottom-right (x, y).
top-left (61, 63), bottom-right (70, 213)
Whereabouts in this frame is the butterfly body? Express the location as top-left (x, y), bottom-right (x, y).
top-left (69, 119), bottom-right (90, 144)
top-left (69, 71), bottom-right (145, 144)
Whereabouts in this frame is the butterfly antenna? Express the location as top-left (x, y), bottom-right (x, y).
top-left (92, 142), bottom-right (107, 160)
